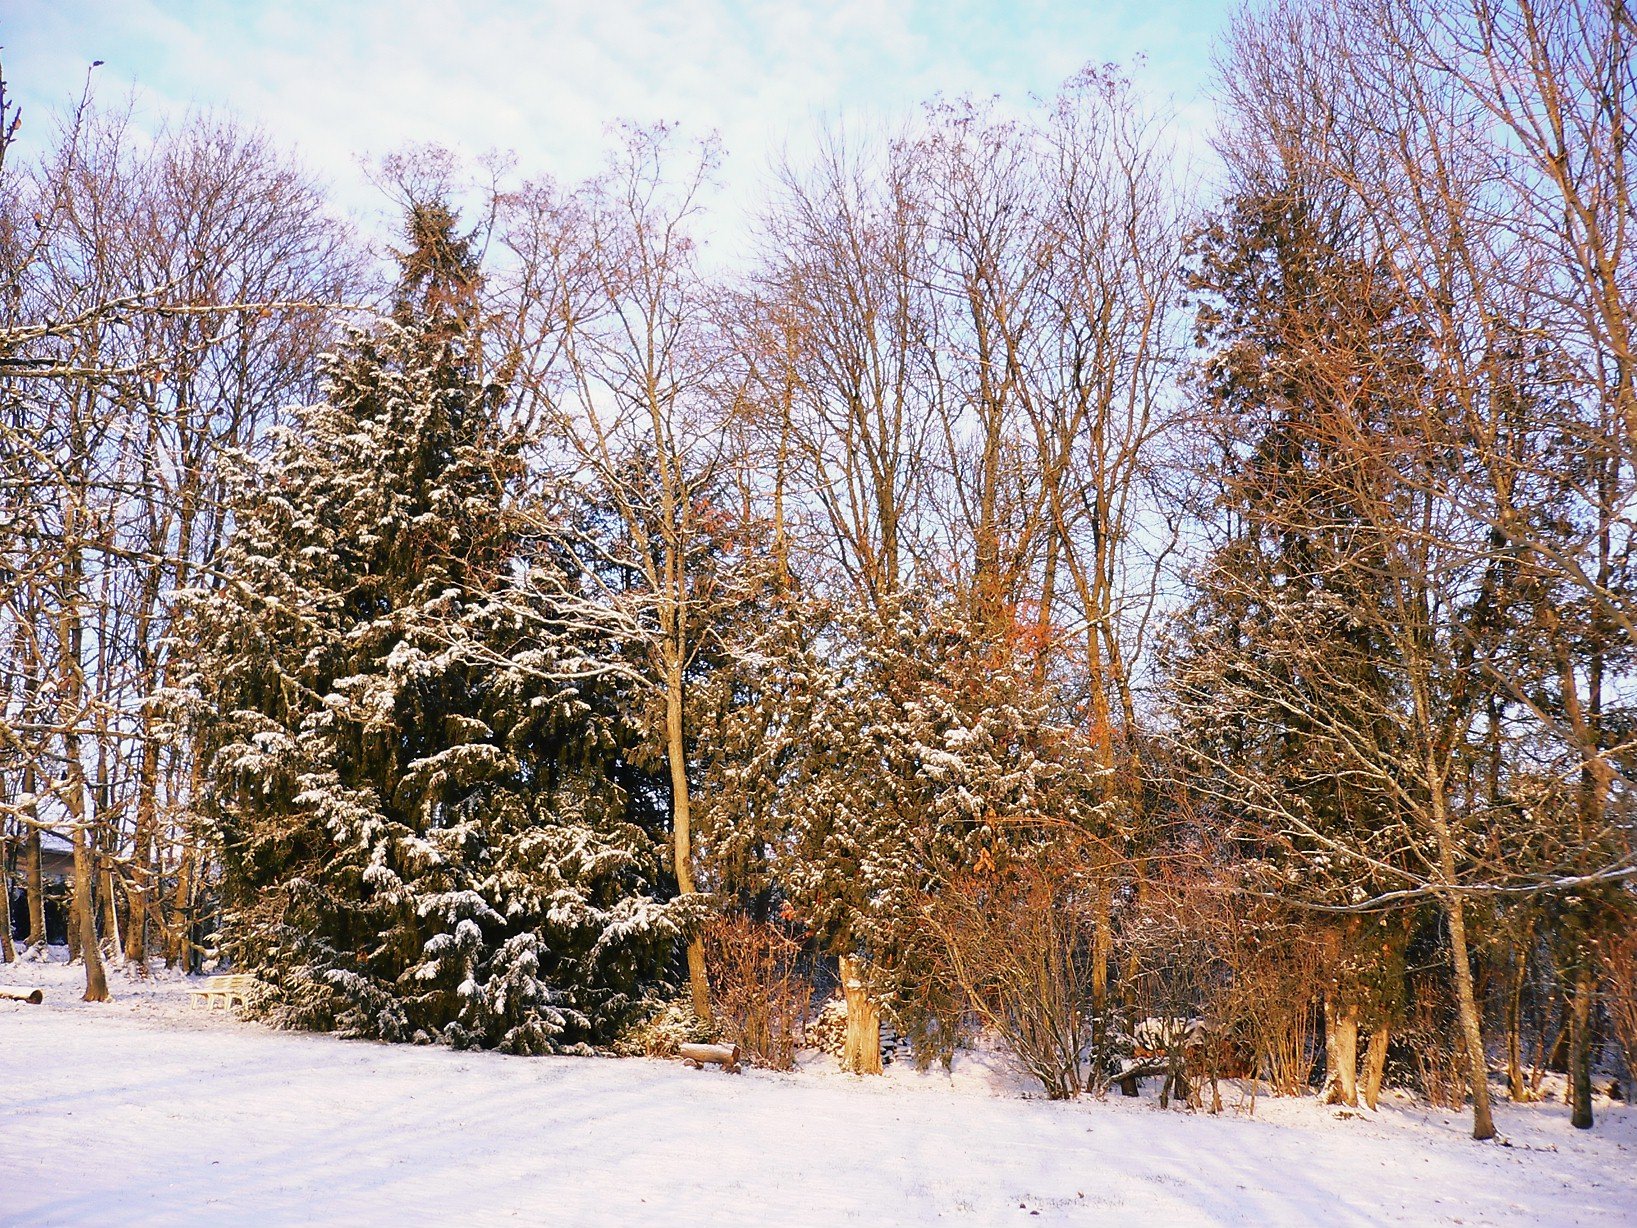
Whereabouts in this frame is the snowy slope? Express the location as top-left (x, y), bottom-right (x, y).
top-left (1, 956), bottom-right (1632, 1227)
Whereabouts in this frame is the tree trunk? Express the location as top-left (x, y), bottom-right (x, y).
top-left (56, 420), bottom-right (108, 1003)
top-left (1569, 961), bottom-right (1596, 1130)
top-left (1507, 918), bottom-right (1534, 1102)
top-left (840, 954), bottom-right (882, 1075)
top-left (1090, 866), bottom-right (1114, 1059)
top-left (66, 879), bottom-right (82, 962)
top-left (22, 781), bottom-right (45, 950)
top-left (72, 820), bottom-right (109, 1002)
top-left (678, 1042), bottom-right (740, 1071)
top-left (100, 855), bottom-right (122, 959)
top-left (124, 730), bottom-right (161, 966)
top-left (664, 653), bottom-right (710, 1026)
top-left (1428, 765), bottom-right (1496, 1140)
top-left (0, 834), bottom-right (15, 963)
top-left (1445, 895), bottom-right (1495, 1139)
top-left (1323, 993), bottom-right (1360, 1107)
top-left (167, 844), bottom-right (193, 969)
top-left (1362, 1026), bottom-right (1389, 1111)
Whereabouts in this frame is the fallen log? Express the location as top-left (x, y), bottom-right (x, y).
top-left (679, 1042), bottom-right (741, 1073)
top-left (0, 985), bottom-right (44, 1004)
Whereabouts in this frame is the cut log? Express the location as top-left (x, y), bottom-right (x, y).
top-left (679, 1042), bottom-right (741, 1072)
top-left (0, 985), bottom-right (45, 1004)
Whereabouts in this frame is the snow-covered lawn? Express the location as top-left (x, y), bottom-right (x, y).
top-left (2, 957), bottom-right (1632, 1226)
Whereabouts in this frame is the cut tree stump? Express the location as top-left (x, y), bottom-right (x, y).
top-left (0, 985), bottom-right (44, 1004)
top-left (839, 955), bottom-right (882, 1075)
top-left (679, 1043), bottom-right (741, 1073)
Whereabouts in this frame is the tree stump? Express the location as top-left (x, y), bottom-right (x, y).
top-left (840, 955), bottom-right (882, 1075)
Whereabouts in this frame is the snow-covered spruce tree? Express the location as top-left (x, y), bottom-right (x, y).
top-left (678, 508), bottom-right (806, 921)
top-left (191, 201), bottom-right (681, 1051)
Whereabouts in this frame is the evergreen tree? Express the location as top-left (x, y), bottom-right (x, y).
top-left (189, 202), bottom-right (681, 1052)
top-left (1168, 186), bottom-right (1424, 1105)
top-left (1174, 187), bottom-right (1409, 903)
top-left (1169, 181), bottom-right (1524, 1131)
top-left (780, 592), bottom-right (1105, 1068)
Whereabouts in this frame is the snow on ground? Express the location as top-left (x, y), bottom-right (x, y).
top-left (2, 955), bottom-right (1633, 1227)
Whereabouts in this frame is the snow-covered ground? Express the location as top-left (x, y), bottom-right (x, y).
top-left (2, 955), bottom-right (1633, 1226)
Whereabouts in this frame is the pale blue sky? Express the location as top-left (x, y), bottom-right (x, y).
top-left (4, 0), bottom-right (1233, 231)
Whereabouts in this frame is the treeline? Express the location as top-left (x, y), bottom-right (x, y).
top-left (2, 0), bottom-right (1634, 1140)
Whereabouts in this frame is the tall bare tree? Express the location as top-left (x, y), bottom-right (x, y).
top-left (501, 125), bottom-right (735, 1023)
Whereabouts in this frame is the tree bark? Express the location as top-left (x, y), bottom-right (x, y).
top-left (66, 880), bottom-right (82, 962)
top-left (1507, 917), bottom-right (1534, 1102)
top-left (1362, 1026), bottom-right (1389, 1111)
top-left (1427, 764), bottom-right (1495, 1140)
top-left (1569, 961), bottom-right (1596, 1130)
top-left (100, 854), bottom-right (122, 959)
top-left (0, 833), bottom-right (15, 963)
top-left (1090, 866), bottom-right (1114, 1059)
top-left (72, 820), bottom-right (109, 1002)
top-left (55, 388), bottom-right (108, 1003)
top-left (678, 1042), bottom-right (740, 1071)
top-left (1445, 895), bottom-right (1494, 1139)
top-left (1323, 993), bottom-right (1360, 1107)
top-left (167, 843), bottom-right (193, 969)
top-left (123, 729), bottom-right (162, 966)
top-left (665, 652), bottom-right (710, 1026)
top-left (840, 955), bottom-right (882, 1075)
top-left (21, 775), bottom-right (45, 951)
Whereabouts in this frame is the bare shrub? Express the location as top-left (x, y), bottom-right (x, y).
top-left (1402, 992), bottom-right (1466, 1111)
top-left (1124, 865), bottom-right (1322, 1106)
top-left (1120, 906), bottom-right (1218, 1109)
top-left (1603, 927), bottom-right (1637, 1101)
top-left (702, 915), bottom-right (812, 1070)
top-left (917, 850), bottom-right (1099, 1100)
top-left (1214, 913), bottom-right (1324, 1100)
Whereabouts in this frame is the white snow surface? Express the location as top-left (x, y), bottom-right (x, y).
top-left (3, 955), bottom-right (1634, 1226)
